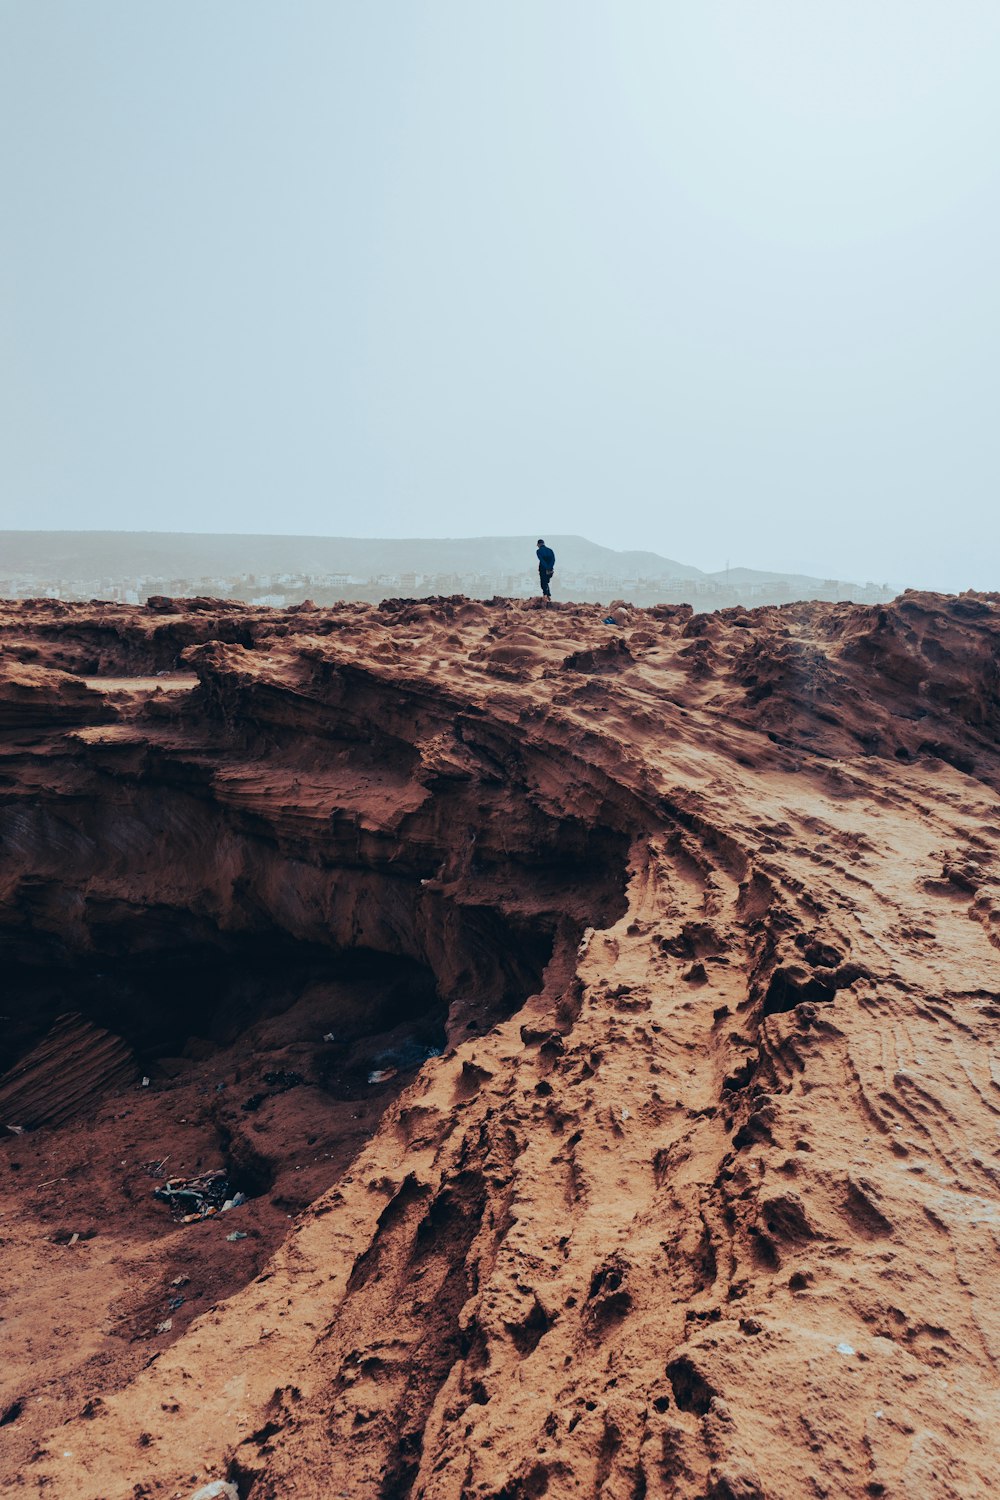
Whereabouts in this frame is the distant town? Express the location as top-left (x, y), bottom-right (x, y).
top-left (0, 569), bottom-right (898, 612)
top-left (0, 532), bottom-right (896, 613)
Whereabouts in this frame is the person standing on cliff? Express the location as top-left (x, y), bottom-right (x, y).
top-left (536, 539), bottom-right (556, 601)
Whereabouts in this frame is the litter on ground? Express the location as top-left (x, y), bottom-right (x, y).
top-left (367, 1067), bottom-right (398, 1084)
top-left (153, 1169), bottom-right (246, 1222)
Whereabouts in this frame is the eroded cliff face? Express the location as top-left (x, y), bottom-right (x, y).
top-left (1, 591), bottom-right (1000, 1500)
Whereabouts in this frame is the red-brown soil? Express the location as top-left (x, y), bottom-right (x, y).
top-left (1, 590), bottom-right (999, 1499)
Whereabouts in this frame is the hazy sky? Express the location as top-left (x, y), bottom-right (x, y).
top-left (2, 3), bottom-right (998, 590)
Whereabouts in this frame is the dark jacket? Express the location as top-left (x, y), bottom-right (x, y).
top-left (536, 545), bottom-right (555, 571)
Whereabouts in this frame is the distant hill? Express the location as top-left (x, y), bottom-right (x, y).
top-left (0, 531), bottom-right (707, 582)
top-left (703, 565), bottom-right (865, 589)
top-left (0, 530), bottom-right (892, 611)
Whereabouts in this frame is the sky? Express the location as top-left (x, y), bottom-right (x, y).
top-left (2, 2), bottom-right (999, 591)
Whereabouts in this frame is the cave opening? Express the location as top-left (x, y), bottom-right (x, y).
top-left (0, 853), bottom-right (585, 1419)
top-left (1, 940), bottom-right (447, 1082)
top-left (0, 746), bottom-right (631, 1243)
top-left (0, 901), bottom-right (561, 1141)
top-left (0, 893), bottom-right (566, 1398)
top-left (0, 614), bottom-right (643, 1473)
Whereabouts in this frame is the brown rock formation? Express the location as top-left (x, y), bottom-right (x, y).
top-left (1, 590), bottom-right (999, 1498)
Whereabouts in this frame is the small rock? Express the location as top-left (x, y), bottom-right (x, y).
top-left (226, 1230), bottom-right (248, 1242)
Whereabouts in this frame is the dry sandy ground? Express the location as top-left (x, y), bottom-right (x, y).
top-left (1, 590), bottom-right (999, 1499)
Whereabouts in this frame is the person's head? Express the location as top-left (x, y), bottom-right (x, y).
top-left (537, 538), bottom-right (545, 547)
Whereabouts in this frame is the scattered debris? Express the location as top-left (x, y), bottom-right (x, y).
top-left (367, 1067), bottom-right (398, 1084)
top-left (49, 1226), bottom-right (96, 1245)
top-left (322, 1031), bottom-right (336, 1042)
top-left (226, 1230), bottom-right (248, 1242)
top-left (153, 1170), bottom-right (245, 1222)
top-left (189, 1480), bottom-right (240, 1500)
top-left (141, 1076), bottom-right (150, 1087)
top-left (0, 1014), bottom-right (138, 1131)
top-left (366, 1040), bottom-right (441, 1086)
top-left (155, 1318), bottom-right (172, 1334)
